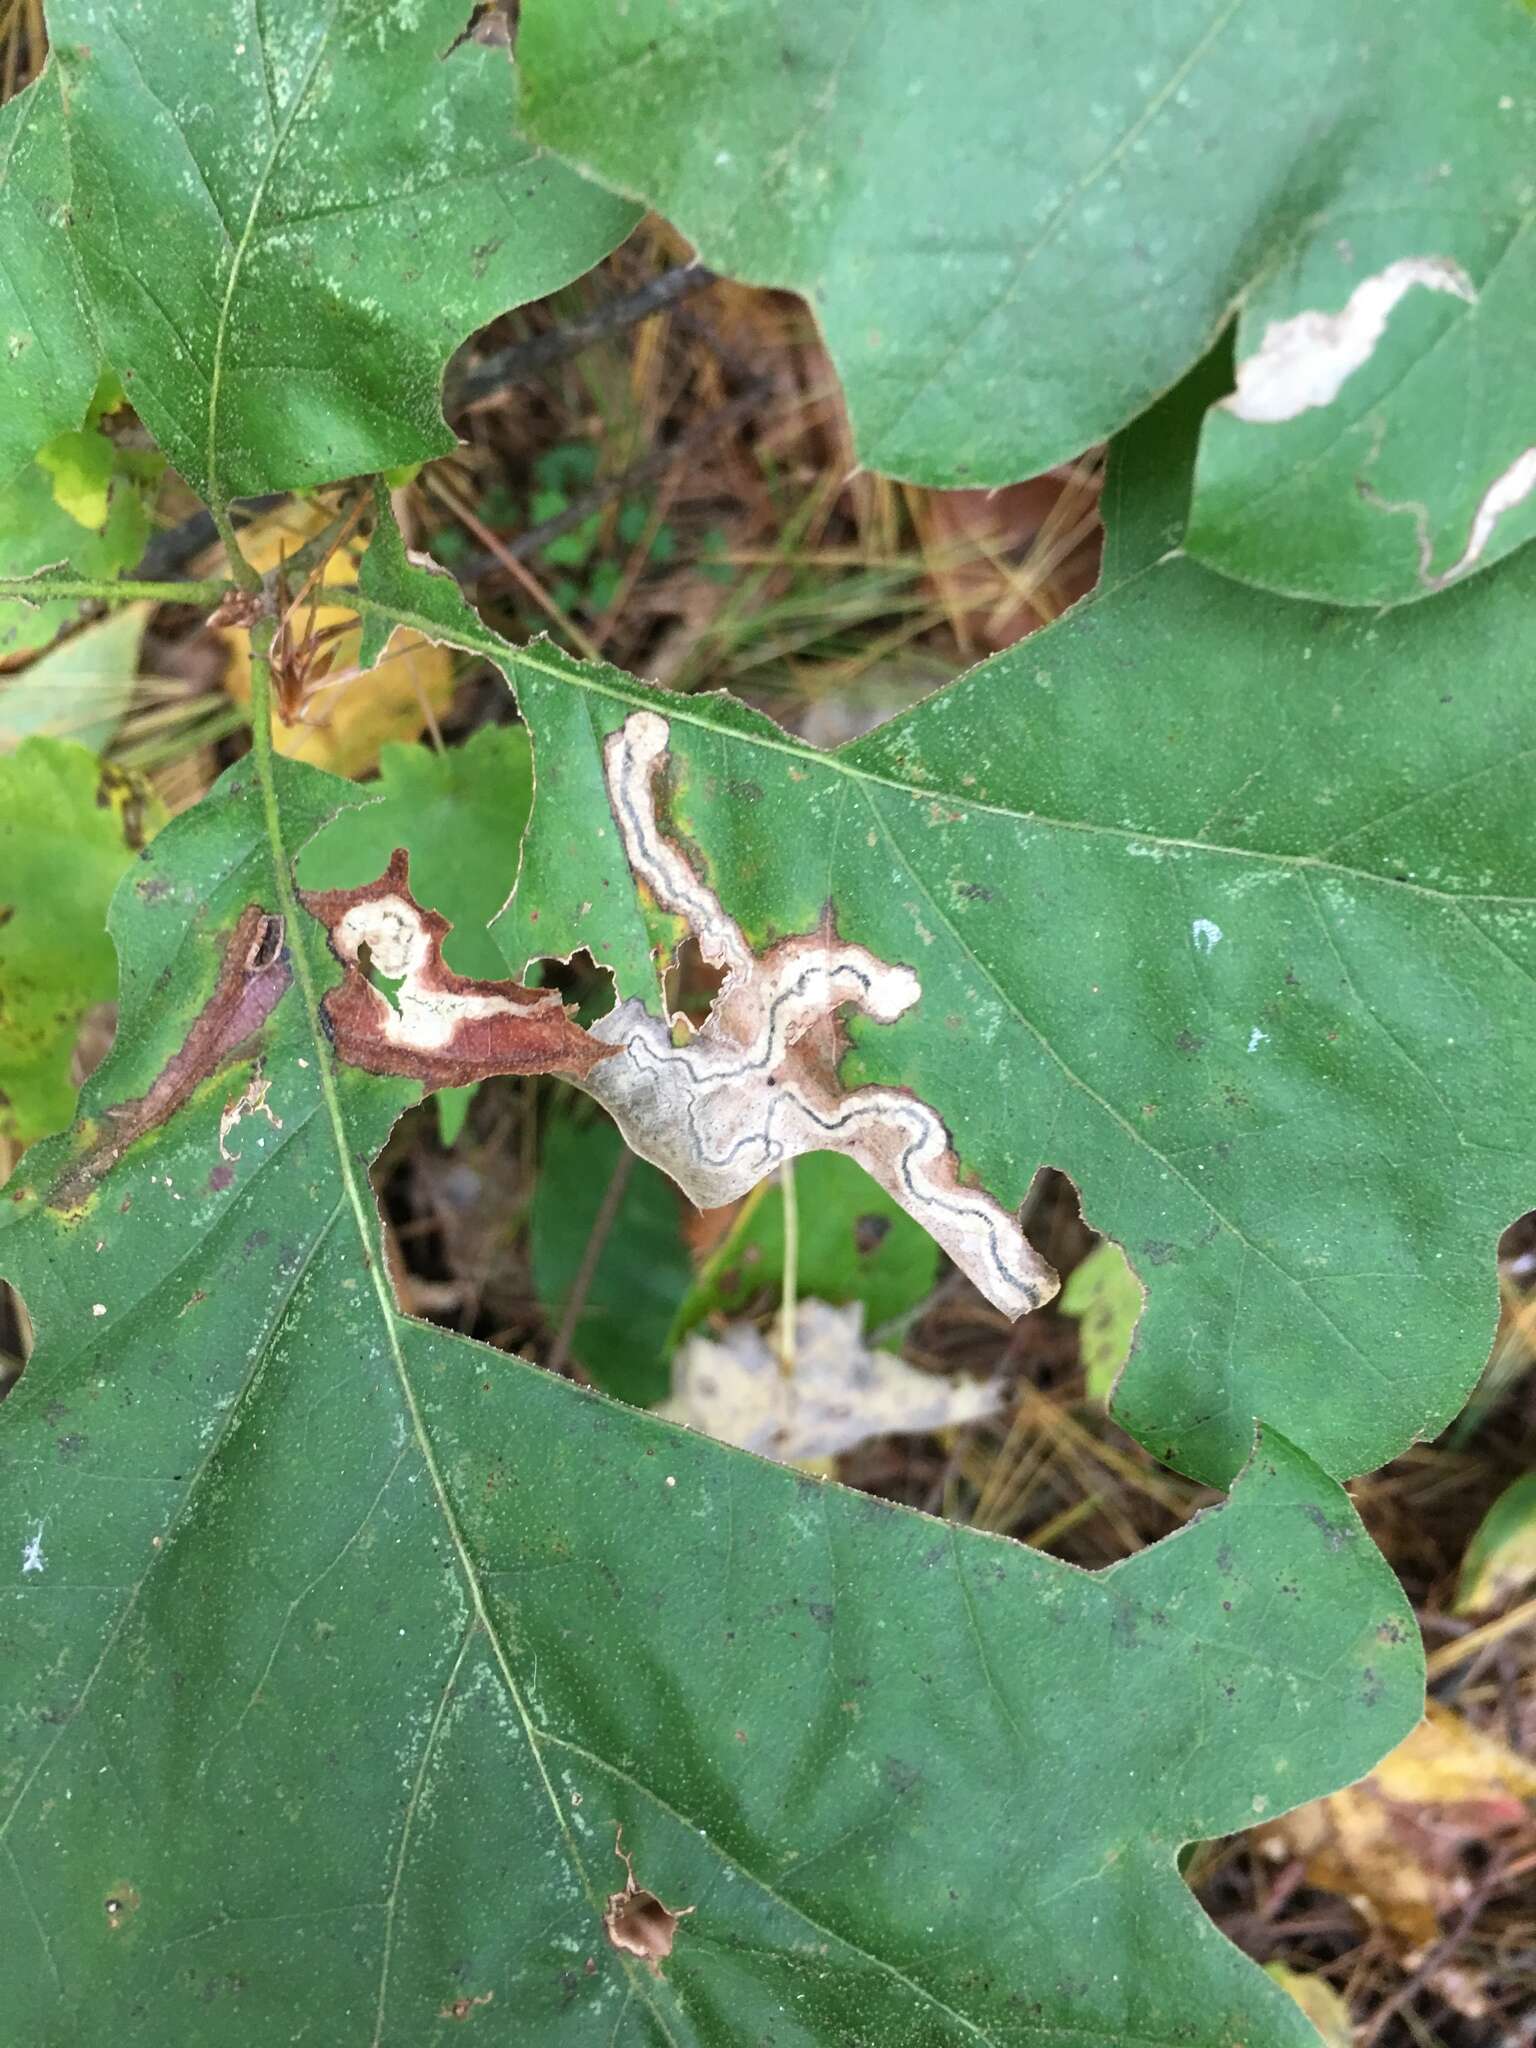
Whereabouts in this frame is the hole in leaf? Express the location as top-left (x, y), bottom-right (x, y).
top-left (663, 933), bottom-right (727, 1028)
top-left (356, 938), bottom-right (403, 1015)
top-left (602, 1827), bottom-right (694, 1976)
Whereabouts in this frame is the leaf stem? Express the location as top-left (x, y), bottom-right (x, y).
top-left (211, 501), bottom-right (261, 594)
top-left (777, 1161), bottom-right (799, 1375)
top-left (240, 602), bottom-right (625, 1974)
top-left (0, 574), bottom-right (232, 608)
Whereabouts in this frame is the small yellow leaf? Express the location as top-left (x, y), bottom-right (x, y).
top-left (220, 502), bottom-right (454, 779)
top-left (36, 425), bottom-right (115, 530)
top-left (1371, 1701), bottom-right (1536, 1806)
top-left (1060, 1239), bottom-right (1144, 1401)
top-left (1263, 1964), bottom-right (1352, 2048)
top-left (1454, 1469), bottom-right (1536, 1616)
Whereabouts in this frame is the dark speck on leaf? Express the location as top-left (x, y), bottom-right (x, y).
top-left (854, 1213), bottom-right (890, 1255)
top-left (1303, 1504), bottom-right (1349, 1552)
top-left (808, 1602), bottom-right (835, 1627)
top-left (883, 1758), bottom-right (921, 1796)
top-left (1140, 1239), bottom-right (1177, 1266)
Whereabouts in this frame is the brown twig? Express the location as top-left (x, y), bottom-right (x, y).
top-left (1355, 1862), bottom-right (1508, 2046)
top-left (546, 1145), bottom-right (634, 1377)
top-left (422, 470), bottom-right (604, 660)
top-left (449, 263), bottom-right (718, 411)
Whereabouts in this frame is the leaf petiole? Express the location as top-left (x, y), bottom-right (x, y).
top-left (0, 573), bottom-right (232, 608)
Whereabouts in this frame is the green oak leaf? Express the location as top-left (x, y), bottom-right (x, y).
top-left (518, 0), bottom-right (1536, 605)
top-left (0, 746), bottom-right (1420, 2037)
top-left (352, 452), bottom-right (1534, 1487)
top-left (0, 738), bottom-right (164, 1146)
top-left (0, 65), bottom-right (100, 491)
top-left (0, 458), bottom-right (148, 660)
top-left (47, 0), bottom-right (638, 502)
top-left (0, 598), bottom-right (149, 754)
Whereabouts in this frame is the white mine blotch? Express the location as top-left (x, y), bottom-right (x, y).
top-left (1191, 918), bottom-right (1223, 954)
top-left (21, 1522), bottom-right (45, 1575)
top-left (582, 711), bottom-right (1058, 1321)
top-left (1224, 257), bottom-right (1476, 425)
top-left (218, 1069), bottom-right (282, 1162)
top-left (1426, 445), bottom-right (1536, 589)
top-left (332, 894), bottom-right (565, 1052)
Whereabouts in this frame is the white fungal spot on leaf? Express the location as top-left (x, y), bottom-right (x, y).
top-left (1224, 257), bottom-right (1475, 424)
top-left (582, 712), bottom-right (1058, 1320)
top-left (1248, 1028), bottom-right (1269, 1053)
top-left (1191, 918), bottom-right (1223, 954)
top-left (21, 1523), bottom-right (46, 1575)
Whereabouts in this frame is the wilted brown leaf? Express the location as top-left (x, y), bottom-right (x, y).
top-left (1258, 1704), bottom-right (1536, 1956)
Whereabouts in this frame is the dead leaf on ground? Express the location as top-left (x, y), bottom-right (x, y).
top-left (1257, 1703), bottom-right (1536, 1958)
top-left (914, 477), bottom-right (1101, 655)
top-left (659, 1298), bottom-right (1004, 1462)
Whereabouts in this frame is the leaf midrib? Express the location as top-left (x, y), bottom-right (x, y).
top-left (204, 0), bottom-right (343, 503)
top-left (247, 728), bottom-right (682, 2041)
top-left (351, 588), bottom-right (1535, 912)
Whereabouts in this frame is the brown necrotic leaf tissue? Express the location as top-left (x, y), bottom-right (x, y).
top-left (300, 851), bottom-right (616, 1088)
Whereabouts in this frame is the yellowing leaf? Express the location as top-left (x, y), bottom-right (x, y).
top-left (35, 423), bottom-right (114, 529)
top-left (0, 738), bottom-right (165, 1145)
top-left (1454, 1470), bottom-right (1536, 1616)
top-left (1371, 1703), bottom-right (1536, 1807)
top-left (0, 601), bottom-right (150, 754)
top-left (659, 1298), bottom-right (1005, 1460)
top-left (1061, 1239), bottom-right (1144, 1402)
top-left (220, 503), bottom-right (453, 778)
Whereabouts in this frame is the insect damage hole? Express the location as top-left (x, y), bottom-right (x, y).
top-left (602, 1826), bottom-right (693, 1976)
